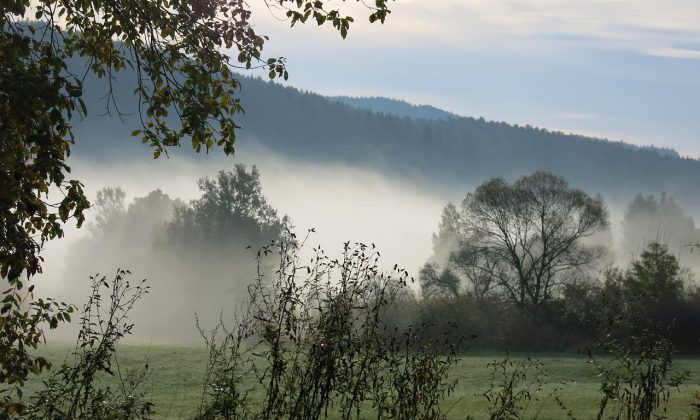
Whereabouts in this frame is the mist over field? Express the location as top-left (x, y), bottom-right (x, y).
top-left (37, 143), bottom-right (456, 341)
top-left (33, 136), bottom-right (700, 343)
top-left (34, 76), bottom-right (700, 344)
top-left (29, 69), bottom-right (700, 344)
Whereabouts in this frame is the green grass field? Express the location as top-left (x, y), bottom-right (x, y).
top-left (20, 344), bottom-right (700, 419)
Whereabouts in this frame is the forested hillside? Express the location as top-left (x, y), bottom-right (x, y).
top-left (330, 96), bottom-right (681, 159)
top-left (73, 72), bottom-right (700, 207)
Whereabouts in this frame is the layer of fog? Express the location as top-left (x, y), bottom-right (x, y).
top-left (34, 142), bottom-right (700, 343)
top-left (38, 143), bottom-right (453, 342)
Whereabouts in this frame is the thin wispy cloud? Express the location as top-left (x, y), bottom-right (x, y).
top-left (249, 1), bottom-right (700, 58)
top-left (647, 47), bottom-right (700, 60)
top-left (550, 113), bottom-right (606, 122)
top-left (382, 0), bottom-right (700, 55)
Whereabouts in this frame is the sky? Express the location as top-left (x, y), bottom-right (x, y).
top-left (244, 0), bottom-right (700, 157)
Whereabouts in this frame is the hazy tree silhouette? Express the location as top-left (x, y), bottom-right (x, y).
top-left (449, 171), bottom-right (608, 309)
top-left (621, 193), bottom-right (699, 263)
top-left (164, 165), bottom-right (288, 252)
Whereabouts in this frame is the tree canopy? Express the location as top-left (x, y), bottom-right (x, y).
top-left (425, 171), bottom-right (609, 308)
top-left (164, 165), bottom-right (288, 251)
top-left (624, 242), bottom-right (687, 305)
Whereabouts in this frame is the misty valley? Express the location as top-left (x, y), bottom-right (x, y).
top-left (18, 121), bottom-right (700, 419)
top-left (3, 2), bottom-right (700, 419)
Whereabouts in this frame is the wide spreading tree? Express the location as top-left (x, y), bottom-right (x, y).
top-left (423, 171), bottom-right (609, 308)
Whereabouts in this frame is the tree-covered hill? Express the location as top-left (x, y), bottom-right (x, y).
top-left (329, 96), bottom-right (681, 159)
top-left (72, 72), bottom-right (700, 207)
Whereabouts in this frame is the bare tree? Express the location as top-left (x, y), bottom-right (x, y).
top-left (456, 171), bottom-right (608, 308)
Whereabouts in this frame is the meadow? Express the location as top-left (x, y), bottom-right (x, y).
top-left (25, 344), bottom-right (700, 419)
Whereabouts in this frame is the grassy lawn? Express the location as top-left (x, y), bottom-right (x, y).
top-left (18, 344), bottom-right (700, 419)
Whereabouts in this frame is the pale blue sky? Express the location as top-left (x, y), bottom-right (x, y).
top-left (242, 0), bottom-right (700, 157)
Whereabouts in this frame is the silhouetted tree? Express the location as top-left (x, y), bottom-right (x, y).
top-left (93, 187), bottom-right (127, 230)
top-left (449, 243), bottom-right (499, 301)
top-left (164, 165), bottom-right (288, 251)
top-left (429, 203), bottom-right (461, 266)
top-left (456, 171), bottom-right (608, 308)
top-left (624, 242), bottom-right (687, 305)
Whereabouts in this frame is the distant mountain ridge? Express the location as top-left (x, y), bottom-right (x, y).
top-left (329, 95), bottom-right (681, 159)
top-left (70, 71), bottom-right (700, 207)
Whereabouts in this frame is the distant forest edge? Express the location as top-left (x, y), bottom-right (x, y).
top-left (72, 71), bottom-right (699, 207)
top-left (328, 95), bottom-right (681, 159)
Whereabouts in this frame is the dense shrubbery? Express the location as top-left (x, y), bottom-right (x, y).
top-left (416, 174), bottom-right (700, 354)
top-left (407, 242), bottom-right (700, 353)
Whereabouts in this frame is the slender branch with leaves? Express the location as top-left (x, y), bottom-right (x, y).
top-left (197, 230), bottom-right (465, 419)
top-left (29, 269), bottom-right (151, 419)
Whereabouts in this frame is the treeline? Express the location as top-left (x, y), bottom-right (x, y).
top-left (328, 96), bottom-right (458, 120)
top-left (63, 165), bottom-right (288, 341)
top-left (397, 171), bottom-right (700, 353)
top-left (331, 95), bottom-right (681, 158)
top-left (74, 166), bottom-right (700, 352)
top-left (392, 243), bottom-right (700, 352)
top-left (234, 77), bottom-right (700, 206)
